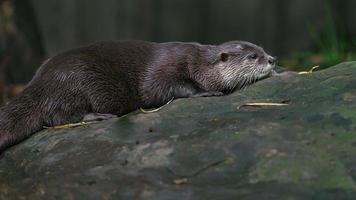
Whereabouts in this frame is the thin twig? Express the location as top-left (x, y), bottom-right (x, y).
top-left (140, 98), bottom-right (174, 114)
top-left (43, 121), bottom-right (98, 129)
top-left (237, 100), bottom-right (290, 110)
top-left (298, 65), bottom-right (320, 75)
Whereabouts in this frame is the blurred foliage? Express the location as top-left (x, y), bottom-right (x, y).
top-left (0, 0), bottom-right (45, 84)
top-left (281, 0), bottom-right (356, 71)
top-left (0, 84), bottom-right (24, 106)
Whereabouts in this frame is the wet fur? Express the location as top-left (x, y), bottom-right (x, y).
top-left (0, 40), bottom-right (275, 152)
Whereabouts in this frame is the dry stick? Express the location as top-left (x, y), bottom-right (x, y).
top-left (140, 98), bottom-right (174, 114)
top-left (237, 98), bottom-right (290, 109)
top-left (43, 121), bottom-right (98, 129)
top-left (43, 113), bottom-right (129, 130)
top-left (237, 102), bottom-right (289, 110)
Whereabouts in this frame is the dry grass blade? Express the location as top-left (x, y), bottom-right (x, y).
top-left (237, 102), bottom-right (289, 110)
top-left (43, 121), bottom-right (97, 129)
top-left (298, 65), bottom-right (320, 75)
top-left (140, 98), bottom-right (174, 114)
top-left (140, 107), bottom-right (163, 113)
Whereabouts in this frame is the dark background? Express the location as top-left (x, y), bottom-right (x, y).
top-left (31, 0), bottom-right (356, 56)
top-left (1, 0), bottom-right (356, 86)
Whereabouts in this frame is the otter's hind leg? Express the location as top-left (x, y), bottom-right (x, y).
top-left (42, 93), bottom-right (92, 127)
top-left (86, 84), bottom-right (139, 117)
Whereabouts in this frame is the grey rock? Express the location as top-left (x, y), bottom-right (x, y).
top-left (1, 62), bottom-right (356, 200)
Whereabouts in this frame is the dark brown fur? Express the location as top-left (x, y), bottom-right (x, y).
top-left (0, 40), bottom-right (276, 152)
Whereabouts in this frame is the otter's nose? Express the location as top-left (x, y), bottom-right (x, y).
top-left (268, 57), bottom-right (277, 65)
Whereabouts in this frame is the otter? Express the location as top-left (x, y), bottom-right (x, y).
top-left (0, 40), bottom-right (276, 152)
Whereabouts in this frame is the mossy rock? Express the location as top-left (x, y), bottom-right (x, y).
top-left (1, 62), bottom-right (356, 200)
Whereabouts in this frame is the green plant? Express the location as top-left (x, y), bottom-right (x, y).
top-left (282, 0), bottom-right (356, 70)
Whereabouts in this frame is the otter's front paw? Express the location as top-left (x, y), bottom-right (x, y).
top-left (270, 70), bottom-right (298, 77)
top-left (191, 92), bottom-right (224, 98)
top-left (269, 70), bottom-right (299, 80)
top-left (83, 113), bottom-right (117, 122)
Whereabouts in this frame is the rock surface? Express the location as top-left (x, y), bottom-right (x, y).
top-left (1, 62), bottom-right (356, 200)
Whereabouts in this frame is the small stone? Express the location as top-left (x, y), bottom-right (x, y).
top-left (173, 178), bottom-right (188, 185)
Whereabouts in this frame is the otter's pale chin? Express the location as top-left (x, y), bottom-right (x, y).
top-left (257, 64), bottom-right (275, 79)
top-left (266, 64), bottom-right (275, 71)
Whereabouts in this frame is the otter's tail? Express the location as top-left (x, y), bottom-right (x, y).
top-left (0, 91), bottom-right (44, 153)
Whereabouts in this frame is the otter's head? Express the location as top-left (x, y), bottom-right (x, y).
top-left (205, 41), bottom-right (276, 93)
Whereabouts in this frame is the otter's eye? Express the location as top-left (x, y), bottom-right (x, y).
top-left (220, 53), bottom-right (229, 62)
top-left (248, 53), bottom-right (258, 60)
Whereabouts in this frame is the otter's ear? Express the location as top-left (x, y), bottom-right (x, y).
top-left (220, 53), bottom-right (229, 62)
